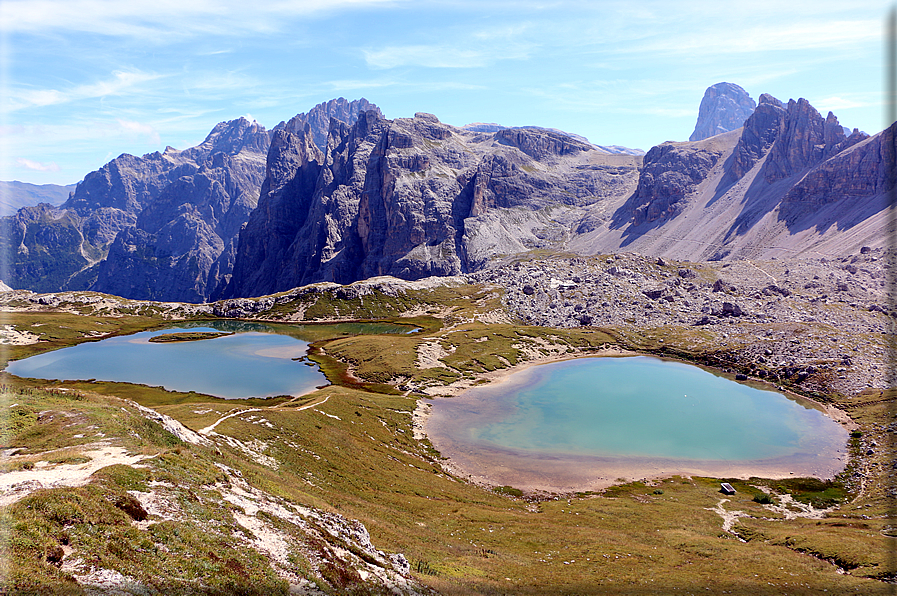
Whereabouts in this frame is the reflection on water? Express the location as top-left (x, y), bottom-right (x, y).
top-left (426, 356), bottom-right (849, 490)
top-left (5, 320), bottom-right (415, 399)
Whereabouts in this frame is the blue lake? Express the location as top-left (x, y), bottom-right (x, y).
top-left (425, 356), bottom-right (849, 491)
top-left (5, 320), bottom-right (415, 399)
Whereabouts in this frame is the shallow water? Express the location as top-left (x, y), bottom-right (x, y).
top-left (426, 356), bottom-right (849, 490)
top-left (5, 320), bottom-right (413, 399)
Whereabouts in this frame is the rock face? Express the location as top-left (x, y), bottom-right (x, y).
top-left (92, 146), bottom-right (268, 303)
top-left (2, 99), bottom-right (379, 301)
top-left (222, 112), bottom-right (640, 298)
top-left (627, 142), bottom-right (723, 225)
top-left (782, 121), bottom-right (895, 206)
top-left (689, 82), bottom-right (756, 142)
top-left (5, 91), bottom-right (894, 300)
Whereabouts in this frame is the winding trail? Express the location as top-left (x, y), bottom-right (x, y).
top-left (198, 394), bottom-right (332, 436)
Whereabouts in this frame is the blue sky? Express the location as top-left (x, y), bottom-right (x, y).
top-left (0, 0), bottom-right (889, 186)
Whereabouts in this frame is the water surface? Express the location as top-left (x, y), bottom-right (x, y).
top-left (5, 320), bottom-right (413, 399)
top-left (426, 356), bottom-right (848, 491)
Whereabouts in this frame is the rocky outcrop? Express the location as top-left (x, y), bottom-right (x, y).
top-left (0, 204), bottom-right (91, 293)
top-left (92, 149), bottom-right (267, 302)
top-left (88, 118), bottom-right (271, 302)
top-left (223, 111), bottom-right (639, 298)
top-left (781, 121), bottom-right (894, 206)
top-left (2, 118), bottom-right (270, 296)
top-left (727, 93), bottom-right (870, 186)
top-left (762, 98), bottom-right (867, 183)
top-left (2, 101), bottom-right (380, 302)
top-left (628, 142), bottom-right (722, 225)
top-left (727, 93), bottom-right (786, 180)
top-left (494, 127), bottom-right (593, 160)
top-left (689, 82), bottom-right (756, 142)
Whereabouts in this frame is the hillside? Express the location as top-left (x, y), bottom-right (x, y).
top-left (0, 249), bottom-right (894, 594)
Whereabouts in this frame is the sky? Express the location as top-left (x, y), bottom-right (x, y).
top-left (0, 0), bottom-right (890, 186)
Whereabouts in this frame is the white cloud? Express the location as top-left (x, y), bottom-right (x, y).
top-left (16, 158), bottom-right (60, 172)
top-left (363, 31), bottom-right (533, 69)
top-left (115, 119), bottom-right (161, 144)
top-left (364, 45), bottom-right (495, 69)
top-left (615, 19), bottom-right (880, 57)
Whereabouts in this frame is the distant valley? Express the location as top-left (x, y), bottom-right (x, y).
top-left (0, 181), bottom-right (75, 215)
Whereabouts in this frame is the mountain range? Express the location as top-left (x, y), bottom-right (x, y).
top-left (2, 85), bottom-right (892, 303)
top-left (0, 181), bottom-right (75, 215)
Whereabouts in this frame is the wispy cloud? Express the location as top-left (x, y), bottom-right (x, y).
top-left (16, 158), bottom-right (60, 172)
top-left (5, 70), bottom-right (164, 112)
top-left (364, 45), bottom-right (495, 69)
top-left (363, 21), bottom-right (534, 69)
top-left (616, 19), bottom-right (880, 57)
top-left (813, 95), bottom-right (876, 112)
top-left (0, 0), bottom-right (404, 38)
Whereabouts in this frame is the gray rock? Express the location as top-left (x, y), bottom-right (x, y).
top-left (689, 82), bottom-right (756, 142)
top-left (223, 111), bottom-right (639, 298)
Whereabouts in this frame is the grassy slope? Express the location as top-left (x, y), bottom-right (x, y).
top-left (0, 286), bottom-right (894, 595)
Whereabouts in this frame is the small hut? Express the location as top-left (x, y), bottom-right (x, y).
top-left (720, 482), bottom-right (736, 495)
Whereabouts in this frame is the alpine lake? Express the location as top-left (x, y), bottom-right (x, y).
top-left (6, 323), bottom-right (848, 488)
top-left (4, 320), bottom-right (419, 400)
top-left (424, 355), bottom-right (849, 492)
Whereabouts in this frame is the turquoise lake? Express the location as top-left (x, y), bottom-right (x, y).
top-left (425, 356), bottom-right (848, 491)
top-left (4, 320), bottom-right (416, 399)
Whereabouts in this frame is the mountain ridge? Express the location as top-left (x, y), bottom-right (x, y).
top-left (2, 85), bottom-right (893, 302)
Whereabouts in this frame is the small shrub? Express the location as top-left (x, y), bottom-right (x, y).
top-left (493, 485), bottom-right (523, 498)
top-left (752, 493), bottom-right (773, 505)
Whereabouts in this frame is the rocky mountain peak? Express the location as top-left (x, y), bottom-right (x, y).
top-left (190, 117), bottom-right (271, 159)
top-left (277, 98), bottom-right (382, 151)
top-left (689, 82), bottom-right (756, 142)
top-left (758, 93), bottom-right (783, 108)
top-left (763, 97), bottom-right (854, 183)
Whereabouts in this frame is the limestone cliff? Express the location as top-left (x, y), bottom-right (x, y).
top-left (571, 93), bottom-right (888, 262)
top-left (87, 117), bottom-right (271, 302)
top-left (689, 82), bottom-right (756, 142)
top-left (223, 112), bottom-right (640, 298)
top-left (275, 97), bottom-right (382, 151)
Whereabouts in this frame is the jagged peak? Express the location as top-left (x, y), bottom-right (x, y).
top-left (758, 93), bottom-right (783, 108)
top-left (277, 98), bottom-right (383, 151)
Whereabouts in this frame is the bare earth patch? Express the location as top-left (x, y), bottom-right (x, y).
top-left (0, 442), bottom-right (150, 506)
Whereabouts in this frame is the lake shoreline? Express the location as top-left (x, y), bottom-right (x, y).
top-left (416, 348), bottom-right (856, 496)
